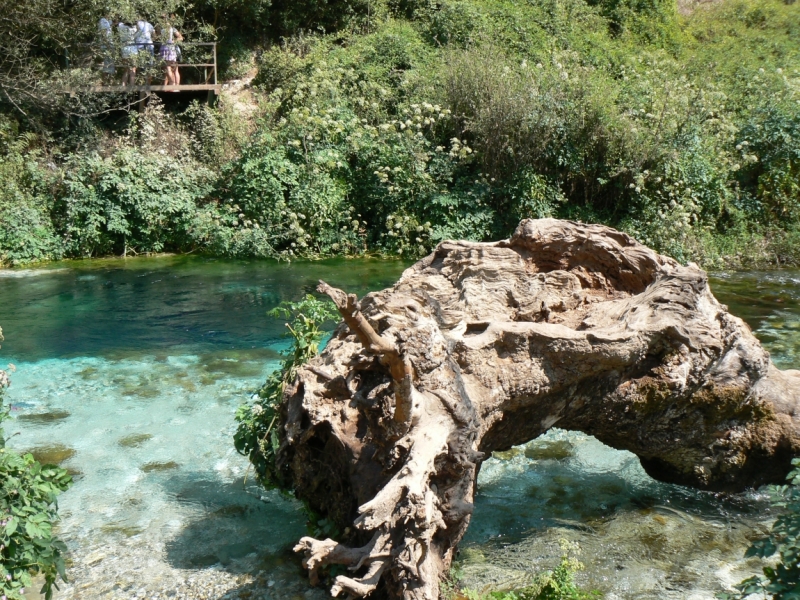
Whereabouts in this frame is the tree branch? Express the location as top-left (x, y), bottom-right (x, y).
top-left (317, 280), bottom-right (414, 425)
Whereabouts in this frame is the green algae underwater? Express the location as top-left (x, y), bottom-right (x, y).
top-left (0, 257), bottom-right (798, 599)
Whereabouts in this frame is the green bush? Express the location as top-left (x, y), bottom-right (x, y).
top-left (222, 27), bottom-right (494, 258)
top-left (212, 126), bottom-right (364, 258)
top-left (58, 147), bottom-right (215, 257)
top-left (739, 105), bottom-right (800, 226)
top-left (265, 0), bottom-right (377, 35)
top-left (217, 35), bottom-right (259, 81)
top-left (0, 118), bottom-right (62, 266)
top-left (444, 46), bottom-right (628, 188)
top-left (417, 0), bottom-right (483, 47)
top-left (588, 0), bottom-right (679, 42)
top-left (254, 44), bottom-right (309, 91)
top-left (183, 101), bottom-right (227, 164)
top-left (0, 327), bottom-right (72, 600)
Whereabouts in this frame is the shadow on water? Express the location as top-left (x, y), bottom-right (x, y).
top-left (455, 431), bottom-right (778, 598)
top-left (160, 472), bottom-right (329, 600)
top-left (161, 472), bottom-right (309, 571)
top-left (159, 433), bottom-right (776, 600)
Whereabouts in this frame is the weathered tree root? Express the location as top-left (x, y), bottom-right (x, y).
top-left (294, 529), bottom-right (393, 596)
top-left (278, 219), bottom-right (800, 599)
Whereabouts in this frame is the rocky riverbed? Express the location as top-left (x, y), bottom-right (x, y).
top-left (50, 538), bottom-right (328, 600)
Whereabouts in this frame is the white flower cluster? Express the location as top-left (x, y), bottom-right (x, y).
top-left (383, 215), bottom-right (432, 256)
top-left (449, 138), bottom-right (473, 159)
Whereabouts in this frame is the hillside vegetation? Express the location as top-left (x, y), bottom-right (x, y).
top-left (1, 0), bottom-right (800, 267)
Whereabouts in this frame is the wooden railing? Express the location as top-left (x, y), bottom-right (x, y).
top-left (67, 41), bottom-right (220, 94)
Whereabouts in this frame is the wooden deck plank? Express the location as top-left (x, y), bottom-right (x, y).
top-left (74, 84), bottom-right (221, 93)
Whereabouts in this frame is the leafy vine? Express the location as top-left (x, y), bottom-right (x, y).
top-left (233, 295), bottom-right (338, 488)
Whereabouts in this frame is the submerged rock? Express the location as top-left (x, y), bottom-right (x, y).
top-left (118, 433), bottom-right (153, 448)
top-left (29, 444), bottom-right (76, 465)
top-left (18, 410), bottom-right (71, 424)
top-left (524, 439), bottom-right (574, 461)
top-left (141, 461), bottom-right (180, 473)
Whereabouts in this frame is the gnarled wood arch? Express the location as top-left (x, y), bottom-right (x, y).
top-left (278, 219), bottom-right (800, 600)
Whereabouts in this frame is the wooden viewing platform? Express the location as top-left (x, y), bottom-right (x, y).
top-left (67, 42), bottom-right (220, 100)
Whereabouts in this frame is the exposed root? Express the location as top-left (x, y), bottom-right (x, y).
top-left (294, 530), bottom-right (391, 587)
top-left (294, 389), bottom-right (455, 598)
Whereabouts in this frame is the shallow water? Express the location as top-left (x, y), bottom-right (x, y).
top-left (1, 256), bottom-right (409, 600)
top-left (709, 270), bottom-right (800, 370)
top-left (0, 260), bottom-right (798, 599)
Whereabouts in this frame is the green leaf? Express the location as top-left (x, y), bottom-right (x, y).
top-left (5, 516), bottom-right (18, 535)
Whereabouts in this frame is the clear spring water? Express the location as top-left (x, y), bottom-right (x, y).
top-left (0, 258), bottom-right (798, 599)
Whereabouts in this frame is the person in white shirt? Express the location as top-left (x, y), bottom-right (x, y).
top-left (98, 16), bottom-right (115, 82)
top-left (118, 21), bottom-right (138, 86)
top-left (135, 20), bottom-right (155, 84)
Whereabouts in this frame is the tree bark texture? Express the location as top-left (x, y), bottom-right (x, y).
top-left (278, 219), bottom-right (800, 600)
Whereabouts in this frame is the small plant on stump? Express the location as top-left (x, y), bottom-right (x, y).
top-left (234, 295), bottom-right (338, 488)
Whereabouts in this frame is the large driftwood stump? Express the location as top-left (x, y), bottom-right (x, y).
top-left (279, 219), bottom-right (800, 599)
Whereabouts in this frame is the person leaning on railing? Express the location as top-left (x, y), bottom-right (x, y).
top-left (118, 20), bottom-right (138, 86)
top-left (159, 15), bottom-right (183, 89)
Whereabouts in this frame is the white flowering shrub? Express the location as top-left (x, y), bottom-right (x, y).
top-left (218, 24), bottom-right (486, 259)
top-left (4, 0), bottom-right (800, 268)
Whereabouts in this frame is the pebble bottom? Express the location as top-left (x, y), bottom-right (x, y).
top-left (27, 538), bottom-right (329, 600)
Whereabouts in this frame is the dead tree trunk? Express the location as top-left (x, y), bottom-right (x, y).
top-left (278, 219), bottom-right (800, 600)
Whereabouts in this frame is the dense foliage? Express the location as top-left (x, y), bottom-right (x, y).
top-left (0, 328), bottom-right (72, 600)
top-left (1, 0), bottom-right (800, 268)
top-left (0, 118), bottom-right (62, 265)
top-left (59, 146), bottom-right (214, 258)
top-left (233, 296), bottom-right (337, 487)
top-left (718, 458), bottom-right (800, 600)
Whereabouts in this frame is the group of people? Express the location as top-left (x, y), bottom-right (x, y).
top-left (98, 15), bottom-right (183, 87)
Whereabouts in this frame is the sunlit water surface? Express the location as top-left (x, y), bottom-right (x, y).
top-left (0, 259), bottom-right (798, 599)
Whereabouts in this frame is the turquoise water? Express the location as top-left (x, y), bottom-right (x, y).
top-left (1, 256), bottom-right (409, 600)
top-left (0, 259), bottom-right (798, 599)
top-left (709, 270), bottom-right (800, 370)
